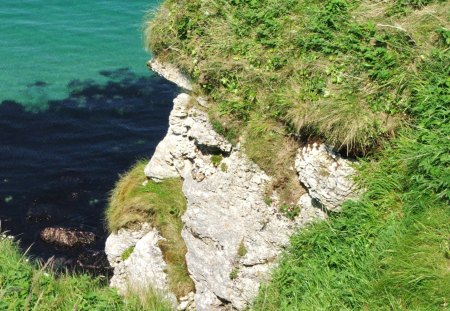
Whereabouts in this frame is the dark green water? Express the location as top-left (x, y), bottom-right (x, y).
top-left (0, 0), bottom-right (177, 270)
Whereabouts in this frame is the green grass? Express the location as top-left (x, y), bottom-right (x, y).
top-left (147, 0), bottom-right (448, 154)
top-left (230, 268), bottom-right (239, 281)
top-left (210, 154), bottom-right (223, 167)
top-left (121, 246), bottom-right (135, 261)
top-left (0, 236), bottom-right (173, 311)
top-left (146, 0), bottom-right (449, 309)
top-left (237, 240), bottom-right (248, 257)
top-left (252, 48), bottom-right (450, 310)
top-left (106, 160), bottom-right (194, 298)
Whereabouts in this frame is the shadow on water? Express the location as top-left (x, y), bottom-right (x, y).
top-left (0, 68), bottom-right (179, 274)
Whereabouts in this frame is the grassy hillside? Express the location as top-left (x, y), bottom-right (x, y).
top-left (146, 0), bottom-right (449, 309)
top-left (0, 235), bottom-right (173, 311)
top-left (147, 0), bottom-right (449, 205)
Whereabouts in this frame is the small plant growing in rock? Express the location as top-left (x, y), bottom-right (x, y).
top-left (237, 240), bottom-right (247, 257)
top-left (220, 162), bottom-right (228, 172)
top-left (263, 195), bottom-right (273, 206)
top-left (229, 268), bottom-right (239, 280)
top-left (211, 154), bottom-right (223, 167)
top-left (121, 246), bottom-right (135, 261)
top-left (280, 204), bottom-right (300, 220)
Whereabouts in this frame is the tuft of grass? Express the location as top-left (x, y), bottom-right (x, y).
top-left (0, 236), bottom-right (174, 311)
top-left (237, 240), bottom-right (247, 257)
top-left (280, 204), bottom-right (301, 221)
top-left (210, 154), bottom-right (223, 167)
top-left (121, 246), bottom-right (135, 261)
top-left (220, 162), bottom-right (228, 172)
top-left (106, 160), bottom-right (194, 298)
top-left (229, 268), bottom-right (239, 281)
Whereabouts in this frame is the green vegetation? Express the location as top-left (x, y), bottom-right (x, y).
top-left (106, 160), bottom-right (194, 298)
top-left (147, 0), bottom-right (447, 155)
top-left (220, 162), bottom-right (228, 172)
top-left (146, 0), bottom-right (448, 205)
top-left (0, 236), bottom-right (173, 311)
top-left (210, 154), bottom-right (223, 167)
top-left (147, 0), bottom-right (449, 309)
top-left (237, 240), bottom-right (248, 257)
top-left (121, 246), bottom-right (135, 261)
top-left (230, 268), bottom-right (239, 280)
top-left (254, 28), bottom-right (450, 311)
top-left (280, 204), bottom-right (301, 220)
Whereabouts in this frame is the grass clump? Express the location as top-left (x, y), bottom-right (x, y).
top-left (220, 162), bottom-right (228, 172)
top-left (106, 160), bottom-right (194, 298)
top-left (229, 268), bottom-right (239, 281)
top-left (210, 154), bottom-right (223, 167)
top-left (237, 240), bottom-right (247, 257)
top-left (121, 246), bottom-right (135, 261)
top-left (0, 236), bottom-right (173, 311)
top-left (280, 204), bottom-right (301, 220)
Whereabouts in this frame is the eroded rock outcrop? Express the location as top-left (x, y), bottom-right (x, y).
top-left (295, 143), bottom-right (358, 211)
top-left (148, 59), bottom-right (192, 91)
top-left (143, 92), bottom-right (327, 310)
top-left (106, 58), bottom-right (359, 310)
top-left (105, 223), bottom-right (175, 302)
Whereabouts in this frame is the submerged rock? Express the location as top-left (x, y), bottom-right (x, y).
top-left (76, 249), bottom-right (111, 274)
top-left (26, 204), bottom-right (60, 223)
top-left (40, 227), bottom-right (95, 247)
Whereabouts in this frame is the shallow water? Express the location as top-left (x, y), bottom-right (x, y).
top-left (0, 0), bottom-right (176, 269)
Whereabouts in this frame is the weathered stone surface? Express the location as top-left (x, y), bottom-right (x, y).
top-left (295, 143), bottom-right (358, 211)
top-left (149, 58), bottom-right (192, 91)
top-left (105, 223), bottom-right (151, 266)
top-left (40, 227), bottom-right (95, 247)
top-left (105, 223), bottom-right (175, 303)
top-left (177, 292), bottom-right (195, 311)
top-left (144, 93), bottom-right (324, 310)
top-left (108, 62), bottom-right (356, 310)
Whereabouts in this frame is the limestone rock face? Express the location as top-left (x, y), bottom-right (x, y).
top-left (144, 93), bottom-right (326, 310)
top-left (149, 58), bottom-right (192, 91)
top-left (106, 61), bottom-right (359, 310)
top-left (105, 223), bottom-right (175, 302)
top-left (295, 143), bottom-right (358, 211)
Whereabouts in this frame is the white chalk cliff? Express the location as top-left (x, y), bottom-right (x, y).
top-left (105, 59), bottom-right (359, 310)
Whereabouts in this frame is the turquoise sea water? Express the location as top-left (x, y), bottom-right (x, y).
top-left (0, 0), bottom-right (178, 269)
top-left (0, 0), bottom-right (160, 111)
